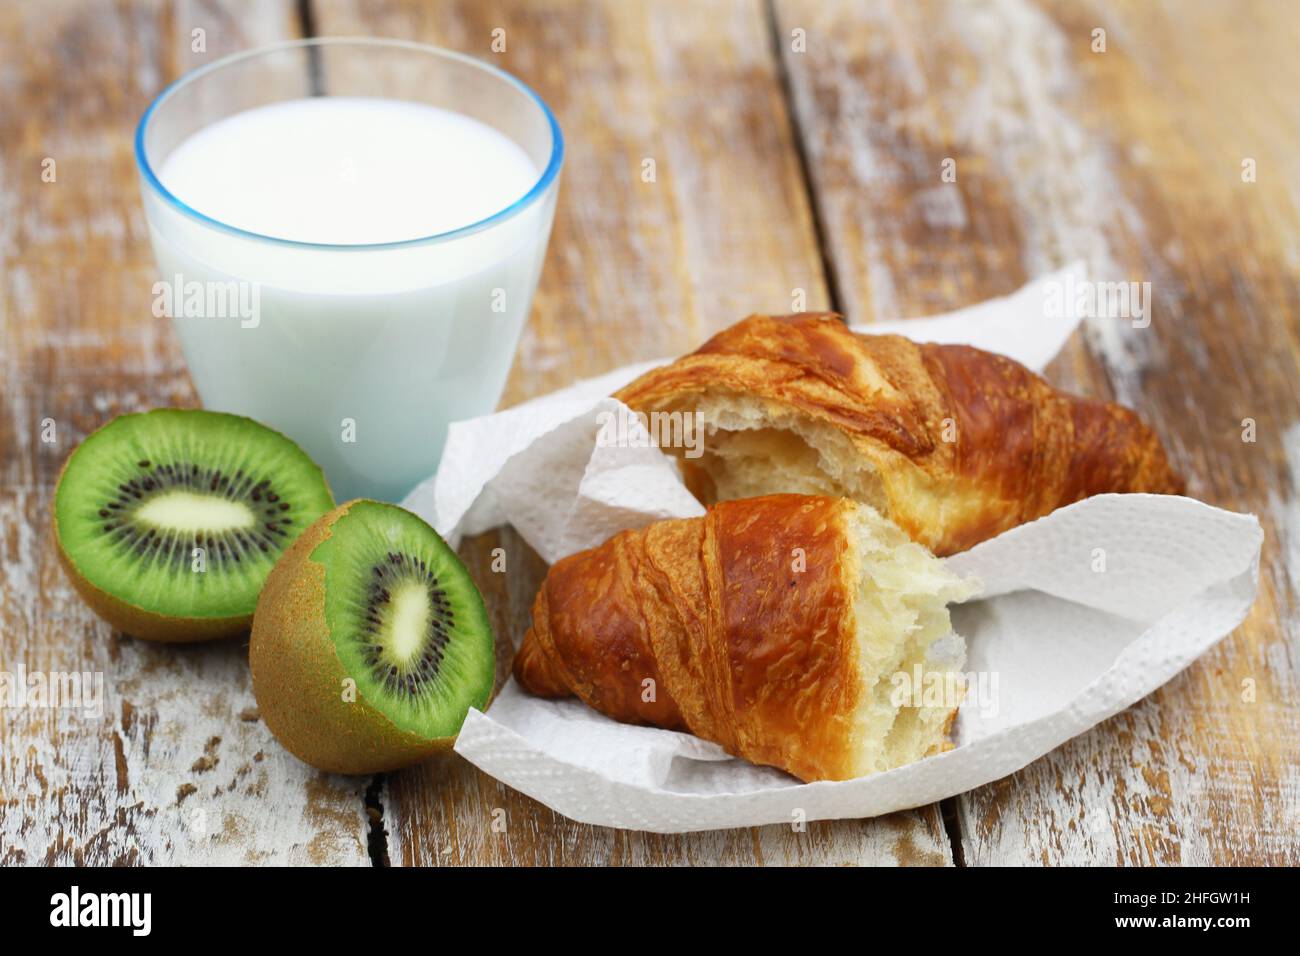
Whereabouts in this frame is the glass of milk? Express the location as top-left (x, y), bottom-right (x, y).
top-left (135, 38), bottom-right (563, 501)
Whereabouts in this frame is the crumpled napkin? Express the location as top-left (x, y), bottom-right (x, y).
top-left (401, 263), bottom-right (1263, 832)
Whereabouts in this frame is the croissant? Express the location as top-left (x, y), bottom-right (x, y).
top-left (514, 494), bottom-right (976, 782)
top-left (615, 313), bottom-right (1183, 555)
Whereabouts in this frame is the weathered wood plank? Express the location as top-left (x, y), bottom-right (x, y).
top-left (0, 0), bottom-right (374, 865)
top-left (313, 0), bottom-right (954, 866)
top-left (774, 0), bottom-right (1300, 864)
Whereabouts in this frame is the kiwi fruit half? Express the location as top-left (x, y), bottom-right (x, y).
top-left (249, 500), bottom-right (495, 774)
top-left (54, 409), bottom-right (334, 642)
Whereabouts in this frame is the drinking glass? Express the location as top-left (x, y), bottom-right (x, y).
top-left (136, 38), bottom-right (563, 501)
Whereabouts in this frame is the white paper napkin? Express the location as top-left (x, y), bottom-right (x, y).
top-left (401, 263), bottom-right (1264, 832)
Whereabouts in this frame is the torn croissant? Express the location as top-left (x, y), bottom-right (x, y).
top-left (615, 313), bottom-right (1184, 555)
top-left (514, 494), bottom-right (976, 782)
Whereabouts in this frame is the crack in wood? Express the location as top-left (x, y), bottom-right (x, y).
top-left (763, 0), bottom-right (845, 316)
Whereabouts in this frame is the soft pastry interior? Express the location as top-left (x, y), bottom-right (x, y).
top-left (677, 395), bottom-right (888, 510)
top-left (841, 500), bottom-right (974, 777)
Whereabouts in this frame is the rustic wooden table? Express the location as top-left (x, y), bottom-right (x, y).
top-left (2, 0), bottom-right (1297, 866)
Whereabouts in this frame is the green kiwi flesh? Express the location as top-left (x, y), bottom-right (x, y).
top-left (54, 408), bottom-right (334, 641)
top-left (250, 500), bottom-right (495, 773)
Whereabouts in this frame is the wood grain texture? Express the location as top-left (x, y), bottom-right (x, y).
top-left (0, 0), bottom-right (374, 865)
top-left (774, 0), bottom-right (1300, 864)
top-left (311, 0), bottom-right (955, 866)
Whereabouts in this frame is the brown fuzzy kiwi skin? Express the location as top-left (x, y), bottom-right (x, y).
top-left (249, 501), bottom-right (458, 775)
top-left (51, 453), bottom-right (251, 643)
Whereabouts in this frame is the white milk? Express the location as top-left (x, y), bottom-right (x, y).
top-left (146, 97), bottom-right (555, 502)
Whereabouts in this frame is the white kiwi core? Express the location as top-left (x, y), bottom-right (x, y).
top-left (135, 491), bottom-right (257, 532)
top-left (380, 582), bottom-right (435, 668)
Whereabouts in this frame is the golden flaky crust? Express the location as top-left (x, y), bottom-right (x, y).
top-left (614, 313), bottom-right (1184, 555)
top-left (516, 495), bottom-right (882, 783)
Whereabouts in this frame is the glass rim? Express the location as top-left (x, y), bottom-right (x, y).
top-left (134, 36), bottom-right (565, 251)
